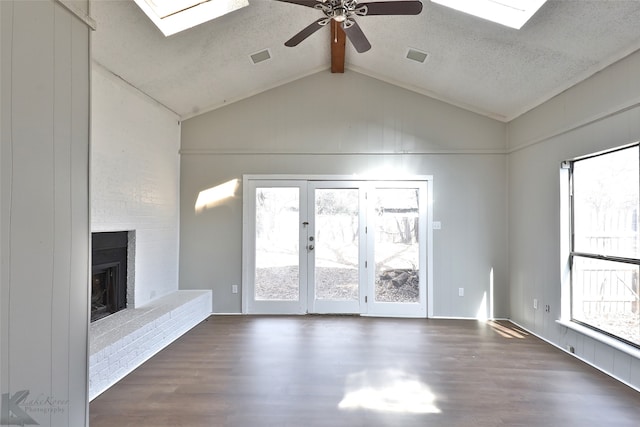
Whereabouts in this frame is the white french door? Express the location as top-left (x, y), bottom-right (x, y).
top-left (307, 182), bottom-right (366, 314)
top-left (243, 180), bottom-right (308, 314)
top-left (243, 177), bottom-right (430, 318)
top-left (366, 182), bottom-right (427, 317)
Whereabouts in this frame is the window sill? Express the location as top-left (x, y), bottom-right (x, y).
top-left (556, 319), bottom-right (640, 360)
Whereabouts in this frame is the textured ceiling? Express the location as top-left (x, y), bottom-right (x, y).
top-left (91, 0), bottom-right (640, 121)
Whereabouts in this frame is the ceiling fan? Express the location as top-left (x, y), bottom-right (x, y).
top-left (276, 0), bottom-right (423, 72)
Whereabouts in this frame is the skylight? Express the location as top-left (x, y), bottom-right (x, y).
top-left (431, 0), bottom-right (547, 29)
top-left (134, 0), bottom-right (249, 37)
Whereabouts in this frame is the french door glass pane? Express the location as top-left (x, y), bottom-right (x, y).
top-left (374, 188), bottom-right (420, 303)
top-left (572, 256), bottom-right (640, 346)
top-left (573, 146), bottom-right (639, 258)
top-left (255, 187), bottom-right (300, 301)
top-left (314, 188), bottom-right (359, 301)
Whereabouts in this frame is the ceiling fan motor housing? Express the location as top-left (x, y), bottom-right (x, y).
top-left (316, 0), bottom-right (368, 23)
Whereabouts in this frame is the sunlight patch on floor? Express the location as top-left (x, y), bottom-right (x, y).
top-left (338, 369), bottom-right (440, 414)
top-left (488, 320), bottom-right (528, 339)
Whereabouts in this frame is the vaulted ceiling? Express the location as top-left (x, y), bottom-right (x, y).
top-left (91, 0), bottom-right (640, 122)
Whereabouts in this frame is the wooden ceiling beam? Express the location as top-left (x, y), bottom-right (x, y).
top-left (330, 20), bottom-right (346, 73)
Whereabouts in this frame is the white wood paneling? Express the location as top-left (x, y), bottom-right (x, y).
top-left (182, 71), bottom-right (507, 155)
top-left (508, 49), bottom-right (640, 391)
top-left (508, 49), bottom-right (640, 152)
top-left (180, 72), bottom-right (508, 317)
top-left (1, 1), bottom-right (90, 425)
top-left (613, 351), bottom-right (632, 382)
top-left (631, 356), bottom-right (640, 387)
top-left (594, 341), bottom-right (616, 374)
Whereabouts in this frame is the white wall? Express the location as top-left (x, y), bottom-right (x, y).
top-left (1, 1), bottom-right (90, 425)
top-left (180, 71), bottom-right (508, 316)
top-left (91, 64), bottom-right (181, 307)
top-left (508, 49), bottom-right (640, 389)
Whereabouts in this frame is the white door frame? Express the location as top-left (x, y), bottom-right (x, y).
top-left (242, 175), bottom-right (434, 318)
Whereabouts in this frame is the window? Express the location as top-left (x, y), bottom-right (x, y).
top-left (569, 144), bottom-right (640, 347)
top-left (133, 0), bottom-right (249, 36)
top-left (431, 0), bottom-right (547, 29)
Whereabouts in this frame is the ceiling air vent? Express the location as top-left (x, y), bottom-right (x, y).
top-left (406, 48), bottom-right (428, 63)
top-left (250, 49), bottom-right (272, 65)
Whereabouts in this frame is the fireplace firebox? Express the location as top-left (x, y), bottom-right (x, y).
top-left (91, 232), bottom-right (128, 322)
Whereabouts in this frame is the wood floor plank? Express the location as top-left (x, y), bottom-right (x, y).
top-left (90, 316), bottom-right (640, 427)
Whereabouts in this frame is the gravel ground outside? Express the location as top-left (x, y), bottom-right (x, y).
top-left (255, 266), bottom-right (419, 303)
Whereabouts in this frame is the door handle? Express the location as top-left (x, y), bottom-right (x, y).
top-left (308, 244), bottom-right (314, 251)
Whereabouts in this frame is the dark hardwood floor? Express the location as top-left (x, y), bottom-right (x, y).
top-left (90, 316), bottom-right (640, 427)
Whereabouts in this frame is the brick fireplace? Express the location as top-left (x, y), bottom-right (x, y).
top-left (88, 233), bottom-right (212, 401)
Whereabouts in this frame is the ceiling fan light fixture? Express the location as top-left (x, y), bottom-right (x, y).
top-left (431, 0), bottom-right (547, 29)
top-left (332, 6), bottom-right (348, 22)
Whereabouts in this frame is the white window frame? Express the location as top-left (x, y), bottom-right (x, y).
top-left (560, 143), bottom-right (640, 354)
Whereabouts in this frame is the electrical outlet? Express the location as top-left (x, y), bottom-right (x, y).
top-left (533, 299), bottom-right (538, 310)
top-left (433, 221), bottom-right (442, 230)
top-left (232, 285), bottom-right (238, 294)
top-left (458, 287), bottom-right (464, 297)
top-left (545, 304), bottom-right (550, 313)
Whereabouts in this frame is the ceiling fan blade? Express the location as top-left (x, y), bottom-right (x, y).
top-left (274, 0), bottom-right (322, 9)
top-left (359, 1), bottom-right (423, 15)
top-left (285, 18), bottom-right (328, 47)
top-left (342, 20), bottom-right (371, 53)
